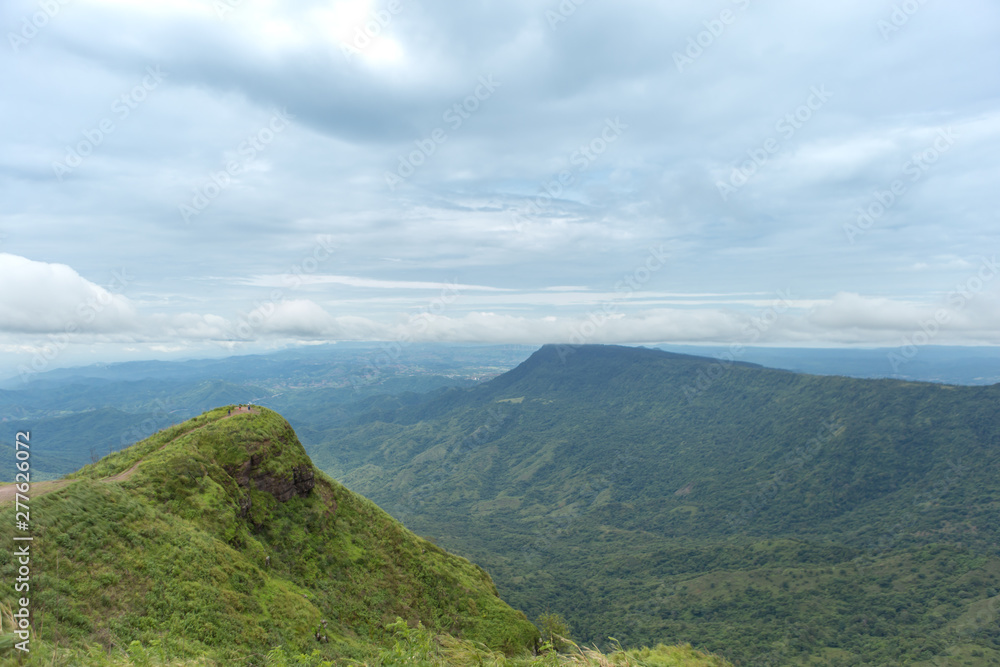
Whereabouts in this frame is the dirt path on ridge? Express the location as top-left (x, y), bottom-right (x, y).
top-left (0, 406), bottom-right (261, 504)
top-left (0, 479), bottom-right (72, 505)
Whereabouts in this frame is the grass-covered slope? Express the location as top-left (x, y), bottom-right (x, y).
top-left (0, 406), bottom-right (540, 663)
top-left (317, 344), bottom-right (1000, 665)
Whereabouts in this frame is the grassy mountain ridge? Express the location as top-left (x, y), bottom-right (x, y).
top-left (1, 404), bottom-right (730, 666)
top-left (316, 344), bottom-right (1000, 665)
top-left (1, 406), bottom-right (540, 663)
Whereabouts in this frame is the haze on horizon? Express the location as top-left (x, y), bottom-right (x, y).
top-left (1, 0), bottom-right (999, 377)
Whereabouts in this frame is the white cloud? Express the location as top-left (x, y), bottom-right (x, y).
top-left (808, 293), bottom-right (929, 331)
top-left (3, 252), bottom-right (998, 350)
top-left (251, 298), bottom-right (384, 339)
top-left (1, 0), bottom-right (999, 377)
top-left (0, 254), bottom-right (136, 334)
top-left (245, 274), bottom-right (510, 291)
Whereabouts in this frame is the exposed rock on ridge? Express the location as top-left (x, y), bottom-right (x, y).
top-left (230, 452), bottom-right (316, 503)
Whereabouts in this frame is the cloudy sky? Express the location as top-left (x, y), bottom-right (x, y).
top-left (1, 0), bottom-right (998, 377)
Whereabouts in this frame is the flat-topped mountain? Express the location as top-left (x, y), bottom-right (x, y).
top-left (315, 344), bottom-right (1000, 665)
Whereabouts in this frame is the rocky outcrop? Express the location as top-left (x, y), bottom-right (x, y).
top-left (229, 452), bottom-right (315, 503)
top-left (253, 465), bottom-right (315, 502)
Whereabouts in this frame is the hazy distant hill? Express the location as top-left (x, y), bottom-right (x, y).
top-left (0, 343), bottom-right (535, 388)
top-left (0, 375), bottom-right (477, 481)
top-left (4, 342), bottom-right (999, 483)
top-left (0, 345), bottom-right (529, 480)
top-left (317, 344), bottom-right (1000, 665)
top-left (657, 344), bottom-right (1000, 385)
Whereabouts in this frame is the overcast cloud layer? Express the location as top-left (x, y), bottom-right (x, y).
top-left (1, 0), bottom-right (998, 378)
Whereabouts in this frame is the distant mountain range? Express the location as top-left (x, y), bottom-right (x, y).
top-left (656, 344), bottom-right (1000, 385)
top-left (4, 343), bottom-right (999, 482)
top-left (0, 343), bottom-right (532, 480)
top-left (313, 344), bottom-right (1000, 665)
top-left (2, 342), bottom-right (999, 663)
top-left (6, 342), bottom-right (999, 389)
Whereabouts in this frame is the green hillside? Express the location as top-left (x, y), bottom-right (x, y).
top-left (315, 344), bottom-right (1000, 665)
top-left (0, 404), bottom-right (728, 666)
top-left (0, 407), bottom-right (537, 662)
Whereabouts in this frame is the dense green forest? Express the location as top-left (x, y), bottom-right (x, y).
top-left (0, 406), bottom-right (727, 666)
top-left (3, 344), bottom-right (1000, 663)
top-left (310, 345), bottom-right (1000, 665)
top-left (4, 342), bottom-right (998, 482)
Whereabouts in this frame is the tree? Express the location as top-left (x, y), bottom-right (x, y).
top-left (537, 612), bottom-right (572, 652)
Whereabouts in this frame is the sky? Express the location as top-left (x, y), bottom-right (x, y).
top-left (1, 0), bottom-right (999, 379)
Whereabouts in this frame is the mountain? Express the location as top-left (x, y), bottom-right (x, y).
top-left (0, 405), bottom-right (729, 666)
top-left (0, 407), bottom-right (537, 662)
top-left (0, 376), bottom-right (479, 482)
top-left (0, 343), bottom-right (524, 481)
top-left (317, 344), bottom-right (1000, 665)
top-left (656, 344), bottom-right (1000, 385)
top-left (6, 342), bottom-right (1000, 483)
top-left (0, 343), bottom-right (535, 388)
